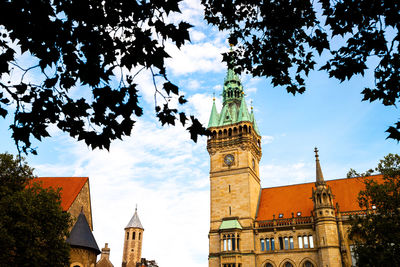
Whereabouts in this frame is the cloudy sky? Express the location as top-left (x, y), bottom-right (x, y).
top-left (0, 0), bottom-right (399, 266)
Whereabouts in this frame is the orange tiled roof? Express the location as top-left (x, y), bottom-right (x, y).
top-left (32, 177), bottom-right (88, 211)
top-left (256, 174), bottom-right (383, 221)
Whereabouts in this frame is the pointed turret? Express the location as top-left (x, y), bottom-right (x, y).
top-left (250, 105), bottom-right (261, 135)
top-left (315, 147), bottom-right (326, 186)
top-left (208, 97), bottom-right (220, 128)
top-left (125, 206), bottom-right (144, 230)
top-left (122, 206), bottom-right (144, 267)
top-left (237, 94), bottom-right (251, 122)
top-left (66, 211), bottom-right (100, 255)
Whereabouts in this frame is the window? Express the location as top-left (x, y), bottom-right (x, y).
top-left (309, 235), bottom-right (314, 248)
top-left (223, 236), bottom-right (227, 251)
top-left (266, 238), bottom-right (270, 251)
top-left (284, 262), bottom-right (293, 267)
top-left (304, 261), bottom-right (314, 267)
top-left (284, 237), bottom-right (289, 249)
top-left (289, 237), bottom-right (294, 249)
top-left (265, 264), bottom-right (273, 267)
top-left (303, 236), bottom-right (309, 248)
top-left (279, 213), bottom-right (284, 218)
top-left (297, 211), bottom-right (302, 216)
top-left (133, 232), bottom-right (136, 240)
top-left (126, 232), bottom-right (129, 240)
top-left (271, 238), bottom-right (275, 250)
top-left (298, 236), bottom-right (303, 248)
top-left (139, 233), bottom-right (141, 240)
top-left (223, 234), bottom-right (240, 251)
top-left (279, 237), bottom-right (284, 250)
top-left (261, 239), bottom-right (265, 251)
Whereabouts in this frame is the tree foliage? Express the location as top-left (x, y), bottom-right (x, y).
top-left (347, 153), bottom-right (400, 266)
top-left (203, 0), bottom-right (400, 141)
top-left (0, 0), bottom-right (399, 155)
top-left (0, 153), bottom-right (71, 266)
top-left (0, 0), bottom-right (207, 155)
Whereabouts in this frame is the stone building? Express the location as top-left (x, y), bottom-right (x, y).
top-left (36, 177), bottom-right (100, 267)
top-left (206, 67), bottom-right (380, 267)
top-left (122, 207), bottom-right (145, 267)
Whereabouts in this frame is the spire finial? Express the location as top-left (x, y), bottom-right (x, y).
top-left (314, 147), bottom-right (325, 185)
top-left (213, 91), bottom-right (215, 101)
top-left (251, 100), bottom-right (253, 110)
top-left (135, 204), bottom-right (137, 213)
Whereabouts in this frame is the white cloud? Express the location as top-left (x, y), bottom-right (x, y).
top-left (260, 161), bottom-right (314, 188)
top-left (33, 119), bottom-right (210, 267)
top-left (262, 135), bottom-right (274, 144)
top-left (165, 42), bottom-right (226, 76)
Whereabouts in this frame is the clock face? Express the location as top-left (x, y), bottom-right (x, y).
top-left (224, 154), bottom-right (235, 166)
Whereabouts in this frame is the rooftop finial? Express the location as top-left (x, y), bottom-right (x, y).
top-left (135, 204), bottom-right (137, 213)
top-left (314, 147), bottom-right (319, 159)
top-left (251, 100), bottom-right (253, 110)
top-left (314, 147), bottom-right (326, 185)
top-left (213, 91), bottom-right (215, 101)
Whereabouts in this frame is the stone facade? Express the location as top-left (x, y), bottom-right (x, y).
top-left (206, 66), bottom-right (371, 267)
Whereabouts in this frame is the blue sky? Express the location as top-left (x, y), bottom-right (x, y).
top-left (0, 0), bottom-right (399, 266)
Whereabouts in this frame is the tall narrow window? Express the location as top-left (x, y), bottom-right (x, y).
top-left (126, 232), bottom-right (129, 240)
top-left (266, 238), bottom-right (270, 251)
top-left (260, 239), bottom-right (265, 251)
top-left (279, 237), bottom-right (284, 250)
top-left (133, 232), bottom-right (136, 240)
top-left (284, 237), bottom-right (289, 249)
top-left (227, 235), bottom-right (232, 250)
top-left (309, 235), bottom-right (314, 248)
top-left (223, 236), bottom-right (227, 251)
top-left (237, 235), bottom-right (240, 250)
top-left (139, 233), bottom-right (141, 240)
top-left (229, 185), bottom-right (231, 193)
top-left (303, 236), bottom-right (309, 248)
top-left (271, 238), bottom-right (275, 250)
top-left (232, 236), bottom-right (236, 250)
top-left (298, 236), bottom-right (303, 248)
top-left (229, 206), bottom-right (231, 215)
top-left (289, 237), bottom-right (294, 249)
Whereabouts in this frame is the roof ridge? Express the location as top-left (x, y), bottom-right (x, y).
top-left (261, 174), bottom-right (383, 190)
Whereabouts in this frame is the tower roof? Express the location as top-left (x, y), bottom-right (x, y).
top-left (314, 147), bottom-right (326, 185)
top-left (207, 98), bottom-right (220, 128)
top-left (66, 211), bottom-right (100, 255)
top-left (207, 47), bottom-right (260, 134)
top-left (125, 207), bottom-right (144, 230)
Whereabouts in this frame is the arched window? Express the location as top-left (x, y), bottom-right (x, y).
top-left (132, 232), bottom-right (136, 240)
top-left (304, 261), bottom-right (314, 267)
top-left (265, 263), bottom-right (273, 267)
top-left (126, 232), bottom-right (129, 240)
top-left (284, 262), bottom-right (293, 267)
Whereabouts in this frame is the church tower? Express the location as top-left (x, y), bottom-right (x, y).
top-left (122, 207), bottom-right (144, 267)
top-left (312, 148), bottom-right (342, 267)
top-left (207, 65), bottom-right (262, 267)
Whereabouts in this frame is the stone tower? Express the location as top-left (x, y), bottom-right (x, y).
top-left (207, 65), bottom-right (262, 267)
top-left (312, 148), bottom-right (342, 267)
top-left (122, 207), bottom-right (144, 267)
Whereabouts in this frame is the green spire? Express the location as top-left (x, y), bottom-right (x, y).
top-left (238, 95), bottom-right (251, 122)
top-left (206, 45), bottom-right (261, 136)
top-left (250, 106), bottom-right (261, 135)
top-left (208, 98), bottom-right (220, 128)
top-left (222, 68), bottom-right (243, 104)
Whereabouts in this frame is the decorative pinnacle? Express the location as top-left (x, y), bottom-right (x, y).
top-left (213, 92), bottom-right (215, 101)
top-left (314, 147), bottom-right (319, 159)
top-left (251, 100), bottom-right (253, 110)
top-left (135, 204), bottom-right (137, 213)
top-left (314, 147), bottom-right (325, 185)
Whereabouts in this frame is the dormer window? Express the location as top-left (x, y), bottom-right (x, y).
top-left (279, 213), bottom-right (283, 218)
top-left (297, 212), bottom-right (301, 217)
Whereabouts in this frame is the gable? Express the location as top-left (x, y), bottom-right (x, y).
top-left (256, 174), bottom-right (383, 221)
top-left (33, 177), bottom-right (88, 211)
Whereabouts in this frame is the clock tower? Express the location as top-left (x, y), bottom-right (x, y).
top-left (207, 66), bottom-right (262, 267)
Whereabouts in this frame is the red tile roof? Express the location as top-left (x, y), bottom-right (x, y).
top-left (32, 177), bottom-right (88, 211)
top-left (256, 174), bottom-right (383, 221)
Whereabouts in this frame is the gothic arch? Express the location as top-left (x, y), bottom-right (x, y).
top-left (279, 258), bottom-right (296, 267)
top-left (299, 258), bottom-right (317, 267)
top-left (262, 259), bottom-right (276, 267)
top-left (70, 263), bottom-right (83, 267)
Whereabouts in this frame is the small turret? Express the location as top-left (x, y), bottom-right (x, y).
top-left (122, 206), bottom-right (144, 267)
